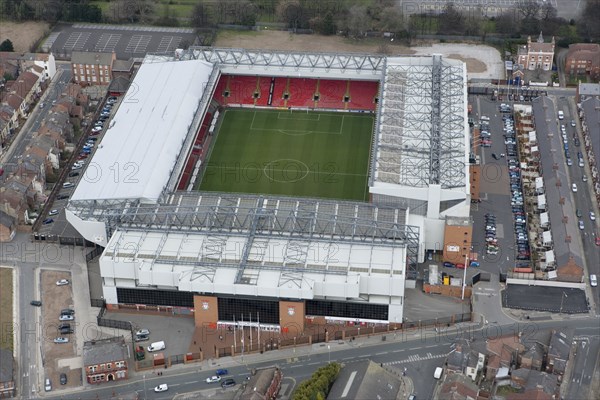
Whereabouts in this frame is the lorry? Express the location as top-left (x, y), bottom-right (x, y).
top-left (147, 341), bottom-right (165, 352)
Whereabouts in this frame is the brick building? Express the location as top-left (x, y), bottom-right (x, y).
top-left (565, 43), bottom-right (600, 80)
top-left (517, 33), bottom-right (555, 71)
top-left (71, 51), bottom-right (116, 86)
top-left (83, 336), bottom-right (129, 384)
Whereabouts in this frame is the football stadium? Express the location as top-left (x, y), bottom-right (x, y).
top-left (66, 48), bottom-right (469, 327)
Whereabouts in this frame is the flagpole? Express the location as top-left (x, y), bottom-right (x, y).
top-left (257, 312), bottom-right (260, 349)
top-left (233, 315), bottom-right (237, 352)
top-left (249, 312), bottom-right (253, 350)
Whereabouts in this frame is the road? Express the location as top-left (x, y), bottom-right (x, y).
top-left (566, 333), bottom-right (600, 400)
top-left (43, 317), bottom-right (600, 400)
top-left (555, 96), bottom-right (600, 315)
top-left (0, 66), bottom-right (72, 174)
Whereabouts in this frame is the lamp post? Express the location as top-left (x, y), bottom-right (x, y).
top-left (143, 374), bottom-right (147, 400)
top-left (328, 345), bottom-right (331, 364)
top-left (461, 252), bottom-right (468, 300)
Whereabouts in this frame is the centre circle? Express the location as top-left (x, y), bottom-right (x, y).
top-left (263, 159), bottom-right (310, 183)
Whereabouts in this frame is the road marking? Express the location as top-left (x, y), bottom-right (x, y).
top-left (342, 357), bottom-right (354, 361)
top-left (170, 383), bottom-right (181, 386)
top-left (375, 352), bottom-right (386, 355)
top-left (184, 381), bottom-right (196, 385)
top-left (290, 365), bottom-right (301, 368)
top-left (384, 353), bottom-right (447, 366)
top-left (307, 362), bottom-right (319, 366)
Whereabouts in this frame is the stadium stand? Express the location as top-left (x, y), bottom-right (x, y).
top-left (227, 75), bottom-right (258, 105)
top-left (317, 79), bottom-right (348, 109)
top-left (213, 74), bottom-right (230, 105)
top-left (178, 111), bottom-right (213, 190)
top-left (271, 77), bottom-right (288, 107)
top-left (347, 80), bottom-right (379, 111)
top-left (286, 78), bottom-right (318, 108)
top-left (255, 76), bottom-right (273, 107)
top-left (211, 75), bottom-right (378, 112)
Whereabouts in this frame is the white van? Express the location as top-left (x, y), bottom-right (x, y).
top-left (45, 378), bottom-right (52, 391)
top-left (558, 111), bottom-right (564, 120)
top-left (434, 367), bottom-right (444, 379)
top-left (147, 341), bottom-right (165, 352)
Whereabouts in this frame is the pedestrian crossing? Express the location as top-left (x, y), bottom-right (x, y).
top-left (384, 352), bottom-right (448, 365)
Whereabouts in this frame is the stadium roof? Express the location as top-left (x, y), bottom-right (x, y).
top-left (102, 228), bottom-right (406, 301)
top-left (372, 55), bottom-right (468, 189)
top-left (71, 59), bottom-right (216, 203)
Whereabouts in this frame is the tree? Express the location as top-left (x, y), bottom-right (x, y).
top-left (495, 10), bottom-right (520, 35)
top-left (277, 0), bottom-right (308, 31)
top-left (345, 5), bottom-right (369, 38)
top-left (438, 3), bottom-right (465, 35)
top-left (191, 2), bottom-right (215, 29)
top-left (0, 39), bottom-right (15, 52)
top-left (577, 0), bottom-right (600, 41)
top-left (110, 0), bottom-right (154, 23)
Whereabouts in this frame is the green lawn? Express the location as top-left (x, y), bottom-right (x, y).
top-left (0, 267), bottom-right (13, 351)
top-left (199, 109), bottom-right (373, 201)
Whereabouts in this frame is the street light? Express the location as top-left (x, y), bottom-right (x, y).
top-left (327, 345), bottom-right (331, 364)
top-left (143, 374), bottom-right (147, 400)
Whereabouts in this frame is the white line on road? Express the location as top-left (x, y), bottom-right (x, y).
top-left (307, 362), bottom-right (319, 366)
top-left (170, 383), bottom-right (181, 386)
top-left (184, 381), bottom-right (196, 385)
top-left (375, 352), bottom-right (386, 355)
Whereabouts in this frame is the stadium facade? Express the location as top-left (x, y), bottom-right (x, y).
top-left (66, 48), bottom-right (469, 326)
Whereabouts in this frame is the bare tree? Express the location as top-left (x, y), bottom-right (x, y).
top-left (438, 3), bottom-right (465, 35)
top-left (346, 5), bottom-right (369, 38)
top-left (277, 0), bottom-right (308, 31)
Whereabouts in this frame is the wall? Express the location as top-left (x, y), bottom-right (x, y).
top-left (279, 300), bottom-right (305, 335)
top-left (443, 223), bottom-right (473, 264)
top-left (194, 295), bottom-right (219, 327)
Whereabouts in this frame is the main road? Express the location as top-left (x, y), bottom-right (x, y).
top-left (47, 317), bottom-right (600, 400)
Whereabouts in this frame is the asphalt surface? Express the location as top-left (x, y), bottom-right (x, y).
top-left (42, 317), bottom-right (600, 400)
top-left (0, 66), bottom-right (72, 180)
top-left (46, 24), bottom-right (197, 60)
top-left (566, 333), bottom-right (600, 400)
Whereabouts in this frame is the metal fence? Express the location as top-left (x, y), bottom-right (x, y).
top-left (86, 246), bottom-right (104, 262)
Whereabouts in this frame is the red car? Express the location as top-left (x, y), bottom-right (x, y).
top-left (596, 236), bottom-right (600, 246)
top-left (456, 263), bottom-right (466, 269)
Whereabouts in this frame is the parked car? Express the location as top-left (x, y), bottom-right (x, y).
top-left (53, 337), bottom-right (69, 344)
top-left (63, 182), bottom-right (74, 188)
top-left (56, 279), bottom-right (69, 286)
top-left (590, 212), bottom-right (596, 221)
top-left (61, 308), bottom-right (75, 315)
top-left (59, 315), bottom-right (74, 321)
top-left (591, 274), bottom-right (598, 287)
top-left (42, 218), bottom-right (54, 225)
top-left (60, 373), bottom-right (67, 385)
top-left (572, 184), bottom-right (577, 192)
top-left (48, 209), bottom-right (59, 216)
top-left (443, 262), bottom-right (455, 268)
top-left (30, 300), bottom-right (42, 306)
top-left (579, 220), bottom-right (584, 230)
top-left (455, 263), bottom-right (466, 269)
top-left (216, 369), bottom-right (228, 376)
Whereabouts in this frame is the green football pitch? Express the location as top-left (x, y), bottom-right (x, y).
top-left (198, 109), bottom-right (374, 201)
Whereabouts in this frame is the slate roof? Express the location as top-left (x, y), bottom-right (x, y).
top-left (83, 336), bottom-right (127, 366)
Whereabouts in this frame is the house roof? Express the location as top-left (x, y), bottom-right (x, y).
top-left (3, 93), bottom-right (23, 111)
top-left (447, 339), bottom-right (471, 372)
top-left (437, 373), bottom-right (479, 400)
top-left (83, 336), bottom-right (127, 366)
top-left (0, 347), bottom-right (13, 383)
top-left (112, 59), bottom-right (134, 71)
top-left (548, 329), bottom-right (572, 360)
top-left (567, 43), bottom-right (600, 63)
top-left (71, 51), bottom-right (115, 66)
top-left (524, 370), bottom-right (559, 396)
top-left (0, 210), bottom-right (16, 228)
top-left (108, 76), bottom-right (130, 93)
top-left (507, 388), bottom-right (553, 400)
top-left (240, 367), bottom-right (280, 400)
top-left (327, 360), bottom-right (401, 400)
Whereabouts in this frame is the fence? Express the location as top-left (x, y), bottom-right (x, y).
top-left (86, 246), bottom-right (104, 262)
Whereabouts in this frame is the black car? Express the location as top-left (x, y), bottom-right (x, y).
top-left (492, 153), bottom-right (499, 160)
top-left (60, 373), bottom-right (67, 385)
top-left (56, 194), bottom-right (69, 200)
top-left (68, 172), bottom-right (80, 177)
top-left (221, 379), bottom-right (236, 388)
top-left (60, 328), bottom-right (74, 334)
top-left (61, 309), bottom-right (75, 316)
top-left (30, 300), bottom-right (42, 306)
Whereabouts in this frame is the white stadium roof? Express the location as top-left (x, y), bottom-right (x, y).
top-left (71, 59), bottom-right (215, 203)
